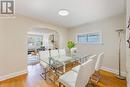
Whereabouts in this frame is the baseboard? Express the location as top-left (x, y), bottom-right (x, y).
top-left (101, 66), bottom-right (126, 77)
top-left (0, 69), bottom-right (28, 81)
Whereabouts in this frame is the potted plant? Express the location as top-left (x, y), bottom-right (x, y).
top-left (67, 41), bottom-right (75, 56)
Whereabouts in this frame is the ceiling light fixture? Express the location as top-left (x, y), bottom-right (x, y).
top-left (58, 9), bottom-right (69, 16)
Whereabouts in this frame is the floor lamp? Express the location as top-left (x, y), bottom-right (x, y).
top-left (116, 29), bottom-right (126, 80)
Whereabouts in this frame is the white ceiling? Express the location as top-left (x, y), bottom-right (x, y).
top-left (16, 0), bottom-right (125, 28)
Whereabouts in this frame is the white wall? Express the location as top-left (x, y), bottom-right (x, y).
top-left (0, 14), bottom-right (68, 80)
top-left (126, 0), bottom-right (130, 86)
top-left (68, 14), bottom-right (126, 74)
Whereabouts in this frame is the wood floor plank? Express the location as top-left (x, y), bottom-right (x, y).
top-left (0, 64), bottom-right (126, 87)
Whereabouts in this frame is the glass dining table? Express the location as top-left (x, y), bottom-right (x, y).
top-left (40, 54), bottom-right (91, 83)
top-left (48, 54), bottom-right (90, 74)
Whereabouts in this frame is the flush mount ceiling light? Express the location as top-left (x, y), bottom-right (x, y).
top-left (58, 9), bottom-right (69, 16)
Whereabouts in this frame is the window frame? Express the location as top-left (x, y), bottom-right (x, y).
top-left (76, 32), bottom-right (103, 44)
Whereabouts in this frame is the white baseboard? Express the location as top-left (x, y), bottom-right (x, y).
top-left (101, 66), bottom-right (126, 77)
top-left (0, 69), bottom-right (28, 81)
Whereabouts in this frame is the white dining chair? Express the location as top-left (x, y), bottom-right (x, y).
top-left (50, 49), bottom-right (59, 57)
top-left (59, 49), bottom-right (66, 56)
top-left (94, 52), bottom-right (104, 82)
top-left (72, 55), bottom-right (97, 73)
top-left (58, 59), bottom-right (95, 87)
top-left (39, 51), bottom-right (50, 80)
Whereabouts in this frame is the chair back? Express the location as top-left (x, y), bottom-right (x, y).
top-left (95, 52), bottom-right (104, 71)
top-left (75, 59), bottom-right (94, 87)
top-left (59, 49), bottom-right (66, 56)
top-left (50, 50), bottom-right (59, 57)
top-left (39, 51), bottom-right (50, 66)
top-left (88, 55), bottom-right (97, 73)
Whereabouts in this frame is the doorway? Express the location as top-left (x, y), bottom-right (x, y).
top-left (27, 28), bottom-right (59, 66)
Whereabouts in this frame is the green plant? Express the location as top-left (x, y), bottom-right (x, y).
top-left (67, 41), bottom-right (75, 49)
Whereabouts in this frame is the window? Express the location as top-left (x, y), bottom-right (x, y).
top-left (77, 32), bottom-right (102, 44)
top-left (77, 34), bottom-right (87, 43)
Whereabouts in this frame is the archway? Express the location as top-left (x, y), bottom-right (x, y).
top-left (27, 27), bottom-right (59, 65)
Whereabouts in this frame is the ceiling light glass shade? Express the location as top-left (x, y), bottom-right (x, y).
top-left (58, 9), bottom-right (69, 16)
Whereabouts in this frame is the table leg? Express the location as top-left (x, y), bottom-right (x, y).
top-left (63, 63), bottom-right (66, 73)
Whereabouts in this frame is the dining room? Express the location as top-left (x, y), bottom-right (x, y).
top-left (0, 0), bottom-right (128, 87)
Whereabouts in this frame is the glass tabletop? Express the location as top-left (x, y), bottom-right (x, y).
top-left (49, 54), bottom-right (90, 69)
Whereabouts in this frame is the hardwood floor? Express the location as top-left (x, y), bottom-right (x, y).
top-left (93, 71), bottom-right (126, 87)
top-left (0, 64), bottom-right (126, 87)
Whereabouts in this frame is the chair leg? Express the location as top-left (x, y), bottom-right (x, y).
top-left (59, 82), bottom-right (65, 87)
top-left (40, 68), bottom-right (48, 80)
top-left (59, 82), bottom-right (61, 87)
top-left (88, 77), bottom-right (94, 87)
top-left (94, 71), bottom-right (101, 83)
